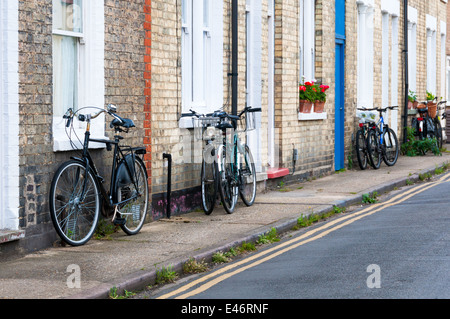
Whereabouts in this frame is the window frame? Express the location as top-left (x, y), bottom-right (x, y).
top-left (299, 0), bottom-right (315, 83)
top-left (52, 0), bottom-right (106, 152)
top-left (180, 0), bottom-right (223, 128)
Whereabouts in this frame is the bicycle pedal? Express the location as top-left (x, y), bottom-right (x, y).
top-left (113, 217), bottom-right (126, 226)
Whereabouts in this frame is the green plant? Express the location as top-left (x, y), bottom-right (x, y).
top-left (94, 218), bottom-right (118, 240)
top-left (426, 90), bottom-right (436, 101)
top-left (299, 80), bottom-right (319, 102)
top-left (406, 179), bottom-right (414, 185)
top-left (408, 90), bottom-right (417, 103)
top-left (183, 258), bottom-right (209, 274)
top-left (362, 192), bottom-right (378, 204)
top-left (240, 242), bottom-right (256, 252)
top-left (155, 265), bottom-right (178, 285)
top-left (317, 84), bottom-right (330, 102)
top-left (109, 286), bottom-right (136, 299)
top-left (401, 127), bottom-right (441, 157)
top-left (212, 251), bottom-right (231, 263)
top-left (257, 227), bottom-right (280, 245)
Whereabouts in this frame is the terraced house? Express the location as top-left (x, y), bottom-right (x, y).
top-left (0, 0), bottom-right (447, 255)
top-left (150, 0), bottom-right (448, 218)
top-left (0, 0), bottom-right (151, 255)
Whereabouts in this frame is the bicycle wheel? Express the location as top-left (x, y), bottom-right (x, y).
top-left (382, 128), bottom-right (399, 166)
top-left (435, 119), bottom-right (443, 149)
top-left (239, 144), bottom-right (256, 206)
top-left (49, 160), bottom-right (101, 246)
top-left (355, 129), bottom-right (368, 170)
top-left (201, 149), bottom-right (218, 215)
top-left (116, 157), bottom-right (149, 235)
top-left (367, 129), bottom-right (382, 169)
top-left (217, 146), bottom-right (238, 214)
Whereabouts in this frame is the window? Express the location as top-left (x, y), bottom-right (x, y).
top-left (180, 0), bottom-right (223, 122)
top-left (440, 21), bottom-right (446, 100)
top-left (357, 1), bottom-right (374, 108)
top-left (299, 0), bottom-right (315, 82)
top-left (52, 0), bottom-right (105, 151)
top-left (408, 6), bottom-right (417, 93)
top-left (426, 14), bottom-right (437, 97)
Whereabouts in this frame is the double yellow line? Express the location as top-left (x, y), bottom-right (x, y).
top-left (157, 171), bottom-right (450, 299)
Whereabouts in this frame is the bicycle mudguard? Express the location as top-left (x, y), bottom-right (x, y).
top-left (115, 154), bottom-right (136, 188)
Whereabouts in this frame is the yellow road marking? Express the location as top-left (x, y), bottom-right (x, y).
top-left (157, 172), bottom-right (450, 299)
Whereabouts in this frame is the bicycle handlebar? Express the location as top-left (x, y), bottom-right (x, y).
top-left (63, 104), bottom-right (123, 128)
top-left (357, 106), bottom-right (398, 112)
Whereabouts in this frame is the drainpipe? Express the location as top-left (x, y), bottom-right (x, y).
top-left (231, 0), bottom-right (238, 116)
top-left (163, 153), bottom-right (172, 219)
top-left (403, 0), bottom-right (409, 144)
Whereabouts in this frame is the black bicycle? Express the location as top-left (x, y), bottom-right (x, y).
top-left (355, 108), bottom-right (375, 170)
top-left (49, 104), bottom-right (149, 246)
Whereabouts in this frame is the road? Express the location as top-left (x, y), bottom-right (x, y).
top-left (143, 172), bottom-right (450, 300)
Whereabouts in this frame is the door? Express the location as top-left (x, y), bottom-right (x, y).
top-left (334, 0), bottom-right (345, 171)
top-left (267, 0), bottom-right (275, 168)
top-left (335, 41), bottom-right (345, 171)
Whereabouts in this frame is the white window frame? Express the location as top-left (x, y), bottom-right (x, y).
top-left (426, 14), bottom-right (437, 97)
top-left (440, 21), bottom-right (446, 100)
top-left (299, 0), bottom-right (315, 82)
top-left (52, 0), bottom-right (106, 152)
top-left (408, 6), bottom-right (417, 93)
top-left (356, 0), bottom-right (374, 108)
top-left (180, 0), bottom-right (223, 128)
top-left (0, 0), bottom-right (20, 231)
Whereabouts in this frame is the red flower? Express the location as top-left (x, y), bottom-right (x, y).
top-left (305, 82), bottom-right (313, 86)
top-left (299, 85), bottom-right (306, 91)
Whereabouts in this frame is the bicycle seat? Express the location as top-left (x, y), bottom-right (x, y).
top-left (110, 118), bottom-right (135, 129)
top-left (417, 106), bottom-right (428, 113)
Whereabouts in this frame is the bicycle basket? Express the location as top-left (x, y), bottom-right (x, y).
top-left (237, 110), bottom-right (257, 133)
top-left (193, 116), bottom-right (220, 140)
top-left (356, 109), bottom-right (378, 123)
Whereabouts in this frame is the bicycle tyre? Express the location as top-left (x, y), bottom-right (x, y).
top-left (382, 128), bottom-right (399, 166)
top-left (239, 144), bottom-right (256, 206)
top-left (49, 160), bottom-right (101, 246)
top-left (435, 119), bottom-right (443, 149)
top-left (355, 129), bottom-right (368, 170)
top-left (217, 146), bottom-right (238, 214)
top-left (116, 157), bottom-right (149, 235)
top-left (201, 152), bottom-right (218, 215)
top-left (367, 129), bottom-right (382, 169)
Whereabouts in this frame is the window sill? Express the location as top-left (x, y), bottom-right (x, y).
top-left (53, 135), bottom-right (108, 152)
top-left (298, 112), bottom-right (327, 121)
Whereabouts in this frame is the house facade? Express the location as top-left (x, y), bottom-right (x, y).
top-left (0, 0), bottom-right (151, 255)
top-left (150, 0), bottom-right (447, 219)
top-left (0, 0), bottom-right (447, 255)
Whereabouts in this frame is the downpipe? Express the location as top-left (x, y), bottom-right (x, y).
top-left (163, 153), bottom-right (172, 219)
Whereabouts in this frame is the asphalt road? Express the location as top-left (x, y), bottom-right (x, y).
top-left (149, 173), bottom-right (450, 300)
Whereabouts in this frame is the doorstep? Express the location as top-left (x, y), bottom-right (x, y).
top-left (0, 229), bottom-right (25, 244)
top-left (267, 167), bottom-right (290, 179)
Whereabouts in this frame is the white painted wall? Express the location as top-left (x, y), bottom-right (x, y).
top-left (0, 0), bottom-right (20, 231)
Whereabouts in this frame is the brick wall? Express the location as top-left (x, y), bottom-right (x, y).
top-left (13, 0), bottom-right (149, 252)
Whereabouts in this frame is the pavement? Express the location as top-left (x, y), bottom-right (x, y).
top-left (1, 152), bottom-right (450, 299)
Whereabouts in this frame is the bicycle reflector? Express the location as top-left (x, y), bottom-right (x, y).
top-left (359, 123), bottom-right (364, 128)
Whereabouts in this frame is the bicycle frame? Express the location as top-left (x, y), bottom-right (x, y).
top-left (71, 118), bottom-right (141, 212)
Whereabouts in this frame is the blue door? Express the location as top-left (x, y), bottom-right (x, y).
top-left (335, 41), bottom-right (345, 171)
top-left (335, 0), bottom-right (345, 171)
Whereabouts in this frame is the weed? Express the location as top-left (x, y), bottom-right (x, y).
top-left (240, 242), bottom-right (256, 252)
top-left (94, 218), bottom-right (118, 240)
top-left (406, 179), bottom-right (414, 185)
top-left (109, 286), bottom-right (136, 299)
top-left (183, 258), bottom-right (209, 274)
top-left (419, 172), bottom-right (432, 181)
top-left (362, 192), bottom-right (378, 204)
top-left (257, 227), bottom-right (280, 245)
top-left (155, 265), bottom-right (178, 285)
top-left (212, 251), bottom-right (231, 263)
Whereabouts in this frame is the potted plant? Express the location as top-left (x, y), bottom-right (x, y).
top-left (408, 90), bottom-right (418, 109)
top-left (299, 81), bottom-right (317, 113)
top-left (314, 84), bottom-right (329, 113)
top-left (426, 90), bottom-right (437, 118)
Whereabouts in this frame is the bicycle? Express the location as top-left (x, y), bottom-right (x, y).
top-left (365, 106), bottom-right (400, 169)
top-left (412, 99), bottom-right (444, 153)
top-left (49, 104), bottom-right (149, 246)
top-left (215, 107), bottom-right (261, 214)
top-left (186, 110), bottom-right (221, 215)
top-left (355, 108), bottom-right (377, 170)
